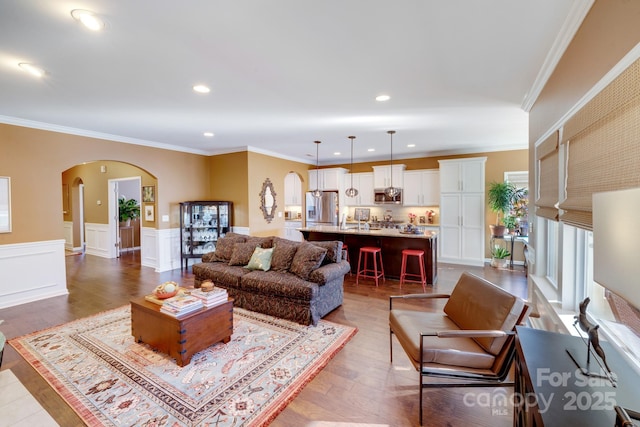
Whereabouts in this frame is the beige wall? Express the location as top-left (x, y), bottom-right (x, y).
top-left (0, 123), bottom-right (209, 245)
top-left (530, 0), bottom-right (640, 143)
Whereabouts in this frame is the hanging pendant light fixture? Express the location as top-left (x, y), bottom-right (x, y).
top-left (311, 140), bottom-right (323, 198)
top-left (384, 130), bottom-right (400, 199)
top-left (345, 136), bottom-right (359, 198)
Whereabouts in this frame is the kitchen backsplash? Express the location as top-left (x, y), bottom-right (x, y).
top-left (343, 205), bottom-right (439, 225)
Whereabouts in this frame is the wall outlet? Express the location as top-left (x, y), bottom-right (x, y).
top-left (162, 214), bottom-right (169, 222)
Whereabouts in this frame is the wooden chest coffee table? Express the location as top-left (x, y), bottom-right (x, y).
top-left (130, 296), bottom-right (233, 367)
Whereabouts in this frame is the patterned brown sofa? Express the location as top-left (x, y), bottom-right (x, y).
top-left (192, 233), bottom-right (350, 325)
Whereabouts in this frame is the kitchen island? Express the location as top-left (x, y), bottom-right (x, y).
top-left (299, 225), bottom-right (437, 285)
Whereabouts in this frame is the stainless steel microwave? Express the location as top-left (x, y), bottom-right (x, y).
top-left (374, 189), bottom-right (402, 204)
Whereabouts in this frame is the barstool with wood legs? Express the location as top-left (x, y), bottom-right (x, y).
top-left (399, 248), bottom-right (427, 291)
top-left (356, 246), bottom-right (385, 286)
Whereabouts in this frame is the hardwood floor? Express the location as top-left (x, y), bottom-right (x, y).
top-left (0, 251), bottom-right (527, 427)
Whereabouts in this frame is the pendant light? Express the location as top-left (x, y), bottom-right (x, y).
top-left (384, 130), bottom-right (400, 199)
top-left (345, 136), bottom-right (359, 198)
top-left (311, 140), bottom-right (323, 198)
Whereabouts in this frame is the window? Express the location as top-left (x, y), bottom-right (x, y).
top-left (545, 219), bottom-right (559, 288)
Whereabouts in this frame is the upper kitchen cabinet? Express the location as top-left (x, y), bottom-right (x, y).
top-left (308, 168), bottom-right (347, 191)
top-left (284, 172), bottom-right (302, 206)
top-left (403, 169), bottom-right (440, 206)
top-left (439, 159), bottom-right (485, 193)
top-left (373, 164), bottom-right (405, 189)
top-left (343, 172), bottom-right (374, 206)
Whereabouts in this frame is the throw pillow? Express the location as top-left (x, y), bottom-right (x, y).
top-left (270, 242), bottom-right (300, 271)
top-left (229, 242), bottom-right (260, 266)
top-left (290, 242), bottom-right (327, 280)
top-left (246, 247), bottom-right (274, 271)
top-left (310, 240), bottom-right (343, 264)
top-left (212, 234), bottom-right (246, 262)
top-left (245, 235), bottom-right (274, 249)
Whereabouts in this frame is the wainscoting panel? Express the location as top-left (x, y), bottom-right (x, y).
top-left (0, 239), bottom-right (67, 309)
top-left (84, 222), bottom-right (111, 258)
top-left (156, 227), bottom-right (181, 272)
top-left (140, 226), bottom-right (158, 270)
top-left (63, 221), bottom-right (73, 250)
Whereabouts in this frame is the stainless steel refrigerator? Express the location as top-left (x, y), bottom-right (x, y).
top-left (306, 191), bottom-right (339, 226)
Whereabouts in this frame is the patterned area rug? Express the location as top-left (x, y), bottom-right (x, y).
top-left (9, 306), bottom-right (356, 426)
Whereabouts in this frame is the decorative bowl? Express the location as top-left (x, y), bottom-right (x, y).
top-left (154, 281), bottom-right (179, 299)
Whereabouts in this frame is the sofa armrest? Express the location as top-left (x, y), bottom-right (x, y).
top-left (308, 260), bottom-right (351, 284)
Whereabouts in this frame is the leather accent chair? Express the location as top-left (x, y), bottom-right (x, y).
top-left (389, 272), bottom-right (530, 426)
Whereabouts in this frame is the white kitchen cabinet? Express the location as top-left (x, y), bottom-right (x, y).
top-left (372, 164), bottom-right (405, 189)
top-left (403, 169), bottom-right (440, 206)
top-left (438, 157), bottom-right (486, 266)
top-left (284, 173), bottom-right (302, 206)
top-left (343, 172), bottom-right (374, 206)
top-left (284, 220), bottom-right (303, 242)
top-left (308, 168), bottom-right (347, 191)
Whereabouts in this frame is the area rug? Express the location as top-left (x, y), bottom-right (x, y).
top-left (9, 306), bottom-right (357, 426)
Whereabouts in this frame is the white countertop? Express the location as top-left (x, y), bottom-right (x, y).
top-left (298, 225), bottom-right (437, 239)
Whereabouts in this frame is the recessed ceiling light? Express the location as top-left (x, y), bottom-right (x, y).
top-left (18, 63), bottom-right (45, 78)
top-left (203, 132), bottom-right (214, 137)
top-left (334, 152), bottom-right (341, 156)
top-left (407, 144), bottom-right (416, 148)
top-left (367, 148), bottom-right (375, 152)
top-left (71, 9), bottom-right (105, 31)
top-left (376, 95), bottom-right (390, 102)
top-left (193, 85), bottom-right (210, 94)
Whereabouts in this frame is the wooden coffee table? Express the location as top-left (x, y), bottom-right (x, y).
top-left (130, 296), bottom-right (233, 367)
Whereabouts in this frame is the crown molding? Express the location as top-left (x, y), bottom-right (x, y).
top-left (522, 0), bottom-right (595, 112)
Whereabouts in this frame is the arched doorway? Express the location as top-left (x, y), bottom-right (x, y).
top-left (62, 161), bottom-right (157, 262)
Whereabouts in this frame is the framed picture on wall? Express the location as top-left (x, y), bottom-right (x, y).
top-left (0, 176), bottom-right (11, 233)
top-left (144, 204), bottom-right (155, 221)
top-left (142, 185), bottom-right (155, 203)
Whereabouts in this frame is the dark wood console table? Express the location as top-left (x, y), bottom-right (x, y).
top-left (514, 326), bottom-right (640, 426)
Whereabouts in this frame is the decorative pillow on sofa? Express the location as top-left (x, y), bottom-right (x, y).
top-left (310, 240), bottom-right (343, 264)
top-left (290, 242), bottom-right (328, 280)
top-left (246, 247), bottom-right (274, 271)
top-left (212, 234), bottom-right (247, 262)
top-left (270, 240), bottom-right (300, 271)
top-left (245, 236), bottom-right (274, 249)
top-left (229, 242), bottom-right (260, 266)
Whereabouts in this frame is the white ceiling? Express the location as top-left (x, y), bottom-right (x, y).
top-left (0, 1), bottom-right (588, 164)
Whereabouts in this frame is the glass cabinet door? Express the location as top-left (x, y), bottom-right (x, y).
top-left (180, 201), bottom-right (232, 270)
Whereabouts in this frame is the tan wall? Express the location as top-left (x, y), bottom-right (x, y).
top-left (209, 151), bottom-right (310, 236)
top-left (0, 123), bottom-right (209, 245)
top-left (530, 0), bottom-right (640, 143)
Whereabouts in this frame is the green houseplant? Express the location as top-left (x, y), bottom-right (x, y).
top-left (491, 246), bottom-right (511, 268)
top-left (118, 197), bottom-right (140, 226)
top-left (487, 181), bottom-right (526, 236)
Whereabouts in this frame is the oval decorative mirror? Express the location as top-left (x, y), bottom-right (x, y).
top-left (259, 178), bottom-right (277, 223)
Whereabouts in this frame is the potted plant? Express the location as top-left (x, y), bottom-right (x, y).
top-left (503, 215), bottom-right (518, 234)
top-left (491, 246), bottom-right (511, 268)
top-left (487, 181), bottom-right (526, 237)
top-left (118, 197), bottom-right (140, 226)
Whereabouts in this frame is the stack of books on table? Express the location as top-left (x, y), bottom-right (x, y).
top-left (160, 294), bottom-right (204, 318)
top-left (190, 287), bottom-right (229, 308)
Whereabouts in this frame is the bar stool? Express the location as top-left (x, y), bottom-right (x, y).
top-left (342, 244), bottom-right (351, 275)
top-left (356, 246), bottom-right (385, 286)
top-left (400, 249), bottom-right (427, 291)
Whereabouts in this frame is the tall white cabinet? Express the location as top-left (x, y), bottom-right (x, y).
top-left (438, 157), bottom-right (487, 266)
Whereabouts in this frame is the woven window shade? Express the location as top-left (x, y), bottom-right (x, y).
top-left (559, 58), bottom-right (640, 230)
top-left (535, 131), bottom-right (559, 221)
